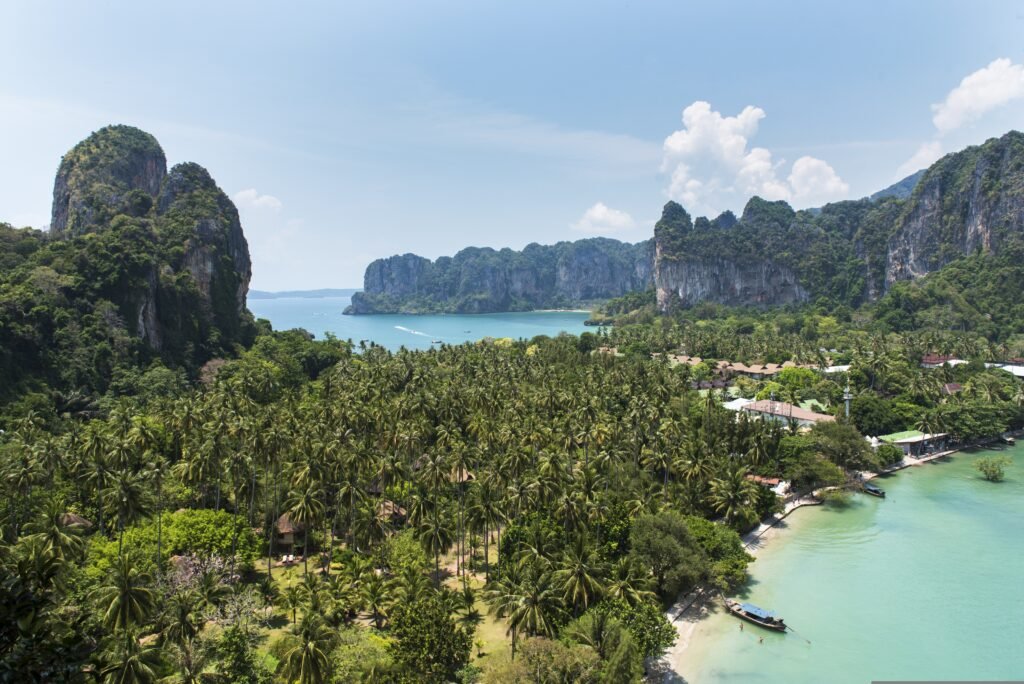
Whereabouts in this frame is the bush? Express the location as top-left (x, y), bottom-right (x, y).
top-left (974, 455), bottom-right (1012, 482)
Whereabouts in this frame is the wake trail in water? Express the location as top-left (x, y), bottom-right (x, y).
top-left (394, 325), bottom-right (437, 339)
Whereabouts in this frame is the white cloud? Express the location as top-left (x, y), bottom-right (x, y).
top-left (570, 202), bottom-right (637, 234)
top-left (896, 141), bottom-right (943, 178)
top-left (660, 101), bottom-right (848, 213)
top-left (233, 188), bottom-right (283, 211)
top-left (932, 58), bottom-right (1024, 134)
top-left (788, 156), bottom-right (850, 205)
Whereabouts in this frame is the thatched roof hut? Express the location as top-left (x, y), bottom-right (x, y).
top-left (376, 500), bottom-right (407, 524)
top-left (60, 512), bottom-right (93, 529)
top-left (275, 512), bottom-right (305, 534)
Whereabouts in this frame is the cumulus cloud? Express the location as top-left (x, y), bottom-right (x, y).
top-left (661, 101), bottom-right (847, 214)
top-left (233, 188), bottom-right (283, 211)
top-left (570, 202), bottom-right (637, 234)
top-left (932, 58), bottom-right (1024, 134)
top-left (896, 141), bottom-right (944, 178)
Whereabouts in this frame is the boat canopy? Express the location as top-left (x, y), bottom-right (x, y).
top-left (740, 603), bottom-right (776, 619)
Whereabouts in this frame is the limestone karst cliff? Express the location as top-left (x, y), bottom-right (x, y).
top-left (347, 239), bottom-right (654, 314)
top-left (347, 130), bottom-right (1024, 315)
top-left (47, 125), bottom-right (254, 359)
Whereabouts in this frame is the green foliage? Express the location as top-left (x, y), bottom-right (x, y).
top-left (683, 516), bottom-right (753, 591)
top-left (330, 628), bottom-right (394, 683)
top-left (811, 421), bottom-right (878, 471)
top-left (387, 594), bottom-right (472, 683)
top-left (877, 444), bottom-right (905, 468)
top-left (216, 625), bottom-right (272, 684)
top-left (628, 511), bottom-right (707, 600)
top-left (488, 637), bottom-right (601, 683)
top-left (974, 455), bottom-right (1012, 482)
top-left (589, 599), bottom-right (676, 660)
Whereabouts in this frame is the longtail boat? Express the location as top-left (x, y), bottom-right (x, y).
top-left (725, 599), bottom-right (787, 632)
top-left (863, 483), bottom-right (886, 498)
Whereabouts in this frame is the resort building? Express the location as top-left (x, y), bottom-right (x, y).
top-left (745, 474), bottom-right (791, 496)
top-left (876, 430), bottom-right (949, 457)
top-left (920, 354), bottom-right (967, 369)
top-left (741, 400), bottom-right (835, 428)
top-left (985, 362), bottom-right (1024, 378)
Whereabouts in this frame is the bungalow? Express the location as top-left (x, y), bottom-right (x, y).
top-left (920, 354), bottom-right (967, 369)
top-left (377, 499), bottom-right (407, 525)
top-left (877, 430), bottom-right (948, 457)
top-left (941, 382), bottom-right (963, 396)
top-left (745, 474), bottom-right (790, 496)
top-left (741, 400), bottom-right (835, 428)
top-left (274, 512), bottom-right (305, 551)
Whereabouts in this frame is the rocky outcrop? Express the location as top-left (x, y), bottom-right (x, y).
top-left (655, 252), bottom-right (807, 310)
top-left (347, 239), bottom-right (653, 314)
top-left (351, 131), bottom-right (1024, 316)
top-left (652, 199), bottom-right (810, 310)
top-left (885, 131), bottom-right (1024, 286)
top-left (156, 162), bottom-right (252, 339)
top-left (51, 125), bottom-right (167, 235)
top-left (48, 125), bottom-right (253, 358)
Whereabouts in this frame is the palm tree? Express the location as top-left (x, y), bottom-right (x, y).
top-left (23, 499), bottom-right (85, 562)
top-left (554, 539), bottom-right (604, 617)
top-left (100, 632), bottom-right (162, 684)
top-left (281, 584), bottom-right (303, 626)
top-left (106, 468), bottom-right (151, 556)
top-left (709, 466), bottom-right (758, 528)
top-left (164, 637), bottom-right (209, 684)
top-left (418, 510), bottom-right (455, 587)
top-left (507, 561), bottom-right (563, 642)
top-left (361, 573), bottom-right (389, 629)
top-left (605, 557), bottom-right (656, 608)
top-left (287, 484), bottom-right (326, 575)
top-left (94, 555), bottom-right (156, 633)
top-left (162, 591), bottom-right (199, 646)
top-left (281, 613), bottom-right (335, 684)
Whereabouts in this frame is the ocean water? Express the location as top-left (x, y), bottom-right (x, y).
top-left (678, 445), bottom-right (1024, 683)
top-left (247, 295), bottom-right (592, 351)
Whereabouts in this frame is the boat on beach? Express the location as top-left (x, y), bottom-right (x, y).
top-left (863, 482), bottom-right (886, 498)
top-left (725, 599), bottom-right (787, 632)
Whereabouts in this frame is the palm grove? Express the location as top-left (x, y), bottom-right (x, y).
top-left (4, 125), bottom-right (1024, 683)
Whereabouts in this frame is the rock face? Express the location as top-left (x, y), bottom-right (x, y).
top-left (48, 125), bottom-right (253, 357)
top-left (653, 131), bottom-right (1024, 312)
top-left (655, 252), bottom-right (808, 309)
top-left (156, 162), bottom-right (252, 343)
top-left (352, 130), bottom-right (1024, 315)
top-left (652, 199), bottom-right (810, 310)
top-left (347, 239), bottom-right (654, 314)
top-left (885, 131), bottom-right (1024, 285)
top-left (51, 125), bottom-right (167, 235)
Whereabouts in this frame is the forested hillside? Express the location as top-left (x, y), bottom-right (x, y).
top-left (0, 126), bottom-right (256, 408)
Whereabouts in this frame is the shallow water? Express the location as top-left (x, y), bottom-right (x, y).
top-left (248, 295), bottom-right (591, 351)
top-left (678, 445), bottom-right (1024, 683)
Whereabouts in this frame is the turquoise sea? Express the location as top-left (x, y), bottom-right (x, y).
top-left (678, 445), bottom-right (1024, 683)
top-left (247, 295), bottom-right (591, 351)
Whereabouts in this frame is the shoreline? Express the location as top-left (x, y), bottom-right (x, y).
top-left (657, 435), bottom-right (1019, 681)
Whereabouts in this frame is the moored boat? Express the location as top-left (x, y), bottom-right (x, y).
top-left (725, 599), bottom-right (787, 632)
top-left (863, 483), bottom-right (886, 498)
top-left (1000, 434), bottom-right (1015, 445)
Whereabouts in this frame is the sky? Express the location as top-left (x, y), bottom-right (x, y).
top-left (1, 1), bottom-right (1023, 290)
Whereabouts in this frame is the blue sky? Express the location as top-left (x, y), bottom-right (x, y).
top-left (2, 1), bottom-right (1023, 289)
